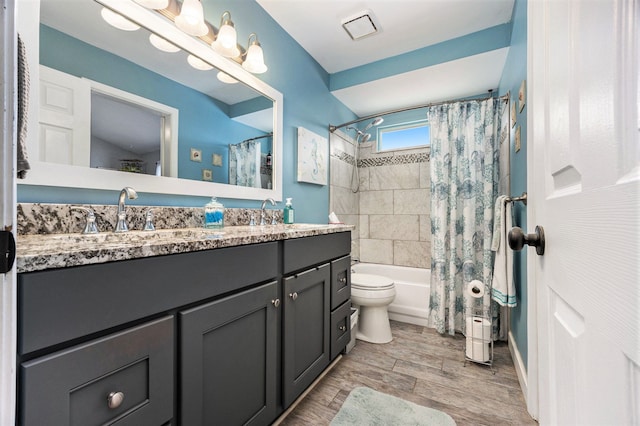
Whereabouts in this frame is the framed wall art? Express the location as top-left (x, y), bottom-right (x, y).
top-left (297, 127), bottom-right (328, 186)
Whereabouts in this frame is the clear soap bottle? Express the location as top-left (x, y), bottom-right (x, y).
top-left (284, 198), bottom-right (294, 224)
top-left (204, 197), bottom-right (224, 229)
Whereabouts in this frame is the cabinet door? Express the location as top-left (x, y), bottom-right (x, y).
top-left (282, 264), bottom-right (330, 407)
top-left (20, 316), bottom-right (174, 426)
top-left (180, 281), bottom-right (278, 426)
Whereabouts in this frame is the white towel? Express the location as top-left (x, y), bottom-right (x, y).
top-left (491, 196), bottom-right (516, 307)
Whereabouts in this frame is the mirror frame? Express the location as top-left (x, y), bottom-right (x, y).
top-left (21, 0), bottom-right (283, 202)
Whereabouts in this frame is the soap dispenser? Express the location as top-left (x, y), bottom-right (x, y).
top-left (204, 197), bottom-right (224, 229)
top-left (284, 198), bottom-right (294, 224)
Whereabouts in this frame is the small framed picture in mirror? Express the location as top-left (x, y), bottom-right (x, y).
top-left (191, 148), bottom-right (202, 162)
top-left (202, 169), bottom-right (213, 181)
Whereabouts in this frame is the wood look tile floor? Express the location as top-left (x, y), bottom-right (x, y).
top-left (279, 321), bottom-right (537, 426)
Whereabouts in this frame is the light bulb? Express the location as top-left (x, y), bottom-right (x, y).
top-left (149, 33), bottom-right (180, 52)
top-left (187, 54), bottom-right (213, 71)
top-left (243, 36), bottom-right (267, 74)
top-left (101, 8), bottom-right (140, 31)
top-left (175, 0), bottom-right (208, 36)
top-left (211, 11), bottom-right (240, 58)
top-left (217, 71), bottom-right (238, 84)
top-left (217, 24), bottom-right (237, 49)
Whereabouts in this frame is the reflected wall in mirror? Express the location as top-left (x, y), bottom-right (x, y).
top-left (22, 0), bottom-right (283, 201)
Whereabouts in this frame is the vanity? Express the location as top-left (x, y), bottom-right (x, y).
top-left (16, 223), bottom-right (353, 425)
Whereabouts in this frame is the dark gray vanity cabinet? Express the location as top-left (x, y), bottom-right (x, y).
top-left (179, 281), bottom-right (279, 426)
top-left (17, 232), bottom-right (352, 425)
top-left (282, 264), bottom-right (331, 408)
top-left (20, 316), bottom-right (174, 426)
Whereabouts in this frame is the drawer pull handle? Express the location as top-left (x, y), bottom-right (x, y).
top-left (339, 325), bottom-right (347, 331)
top-left (272, 298), bottom-right (280, 308)
top-left (339, 277), bottom-right (347, 284)
top-left (108, 391), bottom-right (125, 409)
top-left (289, 292), bottom-right (298, 301)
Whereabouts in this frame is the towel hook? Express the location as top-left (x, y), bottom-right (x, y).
top-left (508, 226), bottom-right (545, 256)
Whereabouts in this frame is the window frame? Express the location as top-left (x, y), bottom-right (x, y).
top-left (376, 119), bottom-right (430, 153)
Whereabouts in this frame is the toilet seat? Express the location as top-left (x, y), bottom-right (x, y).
top-left (351, 273), bottom-right (394, 291)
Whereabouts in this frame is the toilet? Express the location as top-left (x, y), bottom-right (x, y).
top-left (351, 273), bottom-right (396, 344)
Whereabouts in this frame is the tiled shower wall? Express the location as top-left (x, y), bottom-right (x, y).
top-left (330, 131), bottom-right (431, 268)
top-left (329, 132), bottom-right (360, 257)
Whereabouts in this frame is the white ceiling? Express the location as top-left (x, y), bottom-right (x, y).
top-left (257, 0), bottom-right (515, 116)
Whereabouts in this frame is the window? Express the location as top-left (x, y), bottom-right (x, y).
top-left (377, 121), bottom-right (430, 152)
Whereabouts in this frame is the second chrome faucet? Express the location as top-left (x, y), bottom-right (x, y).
top-left (114, 187), bottom-right (138, 233)
top-left (260, 198), bottom-right (277, 226)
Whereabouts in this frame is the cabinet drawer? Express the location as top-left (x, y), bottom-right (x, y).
top-left (283, 232), bottom-right (350, 274)
top-left (20, 316), bottom-right (174, 426)
top-left (330, 301), bottom-right (352, 360)
top-left (331, 255), bottom-right (351, 310)
top-left (19, 242), bottom-right (277, 354)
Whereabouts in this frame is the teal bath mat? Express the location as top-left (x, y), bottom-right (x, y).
top-left (331, 387), bottom-right (456, 426)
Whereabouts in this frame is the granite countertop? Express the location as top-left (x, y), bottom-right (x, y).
top-left (17, 224), bottom-right (354, 273)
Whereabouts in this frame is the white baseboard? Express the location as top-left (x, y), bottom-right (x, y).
top-left (508, 331), bottom-right (528, 400)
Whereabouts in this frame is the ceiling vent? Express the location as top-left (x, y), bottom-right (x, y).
top-left (342, 11), bottom-right (379, 40)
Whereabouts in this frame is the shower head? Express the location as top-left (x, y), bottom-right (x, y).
top-left (345, 126), bottom-right (372, 143)
top-left (363, 116), bottom-right (384, 131)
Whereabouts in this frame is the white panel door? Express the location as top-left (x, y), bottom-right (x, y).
top-left (38, 65), bottom-right (90, 166)
top-left (0, 0), bottom-right (17, 424)
top-left (529, 0), bottom-right (639, 425)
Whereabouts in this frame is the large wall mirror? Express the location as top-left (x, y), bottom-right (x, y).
top-left (20, 0), bottom-right (283, 201)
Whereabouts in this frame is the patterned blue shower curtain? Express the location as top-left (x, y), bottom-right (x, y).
top-left (427, 98), bottom-right (502, 336)
top-left (229, 140), bottom-right (262, 188)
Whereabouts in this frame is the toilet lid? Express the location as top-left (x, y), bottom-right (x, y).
top-left (351, 273), bottom-right (394, 290)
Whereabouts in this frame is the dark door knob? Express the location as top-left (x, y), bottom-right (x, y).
top-left (508, 226), bottom-right (545, 256)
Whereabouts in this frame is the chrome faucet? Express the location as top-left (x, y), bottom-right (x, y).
top-left (260, 198), bottom-right (276, 225)
top-left (114, 187), bottom-right (138, 232)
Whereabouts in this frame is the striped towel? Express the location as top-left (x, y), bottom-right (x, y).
top-left (17, 33), bottom-right (30, 179)
top-left (491, 196), bottom-right (516, 307)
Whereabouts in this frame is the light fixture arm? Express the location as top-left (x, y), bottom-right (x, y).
top-left (244, 33), bottom-right (261, 56)
top-left (219, 11), bottom-right (234, 29)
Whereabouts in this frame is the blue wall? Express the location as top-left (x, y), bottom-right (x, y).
top-left (498, 0), bottom-right (528, 367)
top-left (21, 1), bottom-right (356, 223)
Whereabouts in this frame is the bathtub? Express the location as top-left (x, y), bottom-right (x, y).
top-left (351, 263), bottom-right (430, 327)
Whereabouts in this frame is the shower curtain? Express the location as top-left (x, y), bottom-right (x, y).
top-left (427, 98), bottom-right (503, 336)
top-left (229, 140), bottom-right (261, 188)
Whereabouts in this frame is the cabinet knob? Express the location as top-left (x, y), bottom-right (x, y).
top-left (289, 292), bottom-right (298, 301)
top-left (107, 391), bottom-right (125, 409)
top-left (339, 325), bottom-right (347, 331)
top-left (271, 298), bottom-right (280, 308)
top-left (339, 277), bottom-right (347, 284)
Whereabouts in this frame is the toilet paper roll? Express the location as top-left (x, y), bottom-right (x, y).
top-left (465, 316), bottom-right (491, 342)
top-left (466, 280), bottom-right (485, 298)
top-left (465, 315), bottom-right (491, 362)
top-left (466, 338), bottom-right (490, 362)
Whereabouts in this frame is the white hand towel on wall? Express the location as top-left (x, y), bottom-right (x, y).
top-left (491, 196), bottom-right (516, 307)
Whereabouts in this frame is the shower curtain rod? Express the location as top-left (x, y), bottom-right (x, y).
top-left (329, 93), bottom-right (509, 132)
top-left (239, 133), bottom-right (273, 144)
